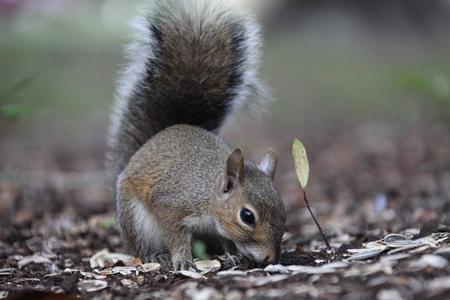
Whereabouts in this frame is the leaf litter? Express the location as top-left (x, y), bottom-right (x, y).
top-left (1, 226), bottom-right (449, 299)
top-left (1, 123), bottom-right (449, 299)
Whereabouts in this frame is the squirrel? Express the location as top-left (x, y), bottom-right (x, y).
top-left (107, 0), bottom-right (286, 271)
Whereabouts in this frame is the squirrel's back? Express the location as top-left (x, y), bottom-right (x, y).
top-left (107, 0), bottom-right (270, 182)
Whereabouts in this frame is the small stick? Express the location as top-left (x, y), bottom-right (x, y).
top-left (292, 138), bottom-right (331, 250)
top-left (303, 188), bottom-right (331, 250)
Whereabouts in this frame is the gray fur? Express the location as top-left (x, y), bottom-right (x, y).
top-left (107, 0), bottom-right (270, 184)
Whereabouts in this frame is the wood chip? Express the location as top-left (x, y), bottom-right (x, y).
top-left (17, 254), bottom-right (53, 268)
top-left (217, 270), bottom-right (247, 277)
top-left (77, 279), bottom-right (108, 292)
top-left (194, 260), bottom-right (221, 274)
top-left (347, 247), bottom-right (387, 261)
top-left (137, 263), bottom-right (161, 273)
top-left (89, 248), bottom-right (134, 268)
top-left (121, 278), bottom-right (138, 288)
top-left (174, 270), bottom-right (206, 279)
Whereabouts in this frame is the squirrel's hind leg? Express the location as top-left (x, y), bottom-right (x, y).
top-left (117, 194), bottom-right (166, 261)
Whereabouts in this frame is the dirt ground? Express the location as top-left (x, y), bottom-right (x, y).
top-left (1, 119), bottom-right (449, 300)
top-left (1, 2), bottom-right (450, 299)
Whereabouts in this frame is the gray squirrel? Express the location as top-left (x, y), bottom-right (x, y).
top-left (107, 0), bottom-right (286, 271)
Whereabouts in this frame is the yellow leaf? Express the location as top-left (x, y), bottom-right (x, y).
top-left (292, 138), bottom-right (309, 188)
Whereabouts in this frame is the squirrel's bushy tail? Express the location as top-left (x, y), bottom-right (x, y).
top-left (107, 0), bottom-right (270, 183)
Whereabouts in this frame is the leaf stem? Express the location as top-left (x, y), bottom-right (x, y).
top-left (303, 188), bottom-right (331, 250)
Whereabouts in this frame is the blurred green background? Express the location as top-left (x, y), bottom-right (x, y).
top-left (1, 0), bottom-right (449, 220)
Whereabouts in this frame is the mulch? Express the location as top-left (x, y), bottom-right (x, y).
top-left (0, 122), bottom-right (449, 300)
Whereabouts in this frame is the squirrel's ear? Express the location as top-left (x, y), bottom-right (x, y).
top-left (221, 148), bottom-right (244, 193)
top-left (259, 148), bottom-right (278, 180)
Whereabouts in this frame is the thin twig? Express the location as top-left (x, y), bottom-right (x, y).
top-left (303, 188), bottom-right (331, 249)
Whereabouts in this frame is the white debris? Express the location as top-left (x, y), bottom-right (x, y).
top-left (96, 266), bottom-right (137, 276)
top-left (194, 288), bottom-right (219, 300)
top-left (174, 270), bottom-right (206, 279)
top-left (434, 246), bottom-right (450, 257)
top-left (379, 253), bottom-right (411, 263)
top-left (250, 274), bottom-right (289, 286)
top-left (321, 261), bottom-right (350, 269)
top-left (348, 247), bottom-right (387, 261)
top-left (0, 268), bottom-right (14, 276)
top-left (287, 265), bottom-right (337, 275)
top-left (264, 264), bottom-right (289, 274)
top-left (138, 263), bottom-right (161, 273)
top-left (377, 288), bottom-right (403, 300)
top-left (89, 248), bottom-right (134, 268)
top-left (428, 276), bottom-right (450, 291)
top-left (194, 260), bottom-right (221, 274)
top-left (17, 254), bottom-right (53, 269)
top-left (420, 254), bottom-right (449, 269)
top-left (384, 234), bottom-right (418, 247)
top-left (113, 266), bottom-right (137, 275)
top-left (216, 270), bottom-right (247, 277)
top-left (79, 271), bottom-right (107, 280)
top-left (121, 278), bottom-right (138, 288)
top-left (77, 279), bottom-right (108, 292)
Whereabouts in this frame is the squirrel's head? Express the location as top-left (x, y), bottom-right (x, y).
top-left (214, 148), bottom-right (286, 264)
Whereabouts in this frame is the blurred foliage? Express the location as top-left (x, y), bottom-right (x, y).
top-left (98, 217), bottom-right (117, 229)
top-left (395, 70), bottom-right (450, 124)
top-left (1, 0), bottom-right (450, 170)
top-left (0, 74), bottom-right (36, 120)
top-left (0, 104), bottom-right (29, 120)
top-left (192, 240), bottom-right (211, 261)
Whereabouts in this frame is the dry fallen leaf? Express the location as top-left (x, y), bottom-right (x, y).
top-left (89, 249), bottom-right (134, 268)
top-left (292, 138), bottom-right (309, 189)
top-left (194, 260), bottom-right (221, 274)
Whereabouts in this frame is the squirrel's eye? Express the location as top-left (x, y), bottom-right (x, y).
top-left (240, 208), bottom-right (256, 227)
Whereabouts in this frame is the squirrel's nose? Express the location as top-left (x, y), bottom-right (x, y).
top-left (264, 251), bottom-right (280, 264)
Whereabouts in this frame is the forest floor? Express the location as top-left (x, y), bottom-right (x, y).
top-left (1, 120), bottom-right (449, 300)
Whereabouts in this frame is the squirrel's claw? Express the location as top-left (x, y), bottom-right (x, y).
top-left (173, 259), bottom-right (199, 272)
top-left (223, 252), bottom-right (241, 269)
top-left (149, 253), bottom-right (172, 268)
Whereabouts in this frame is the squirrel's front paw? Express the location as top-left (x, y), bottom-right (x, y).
top-left (148, 253), bottom-right (172, 268)
top-left (173, 259), bottom-right (198, 271)
top-left (223, 253), bottom-right (241, 269)
top-left (172, 248), bottom-right (198, 271)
